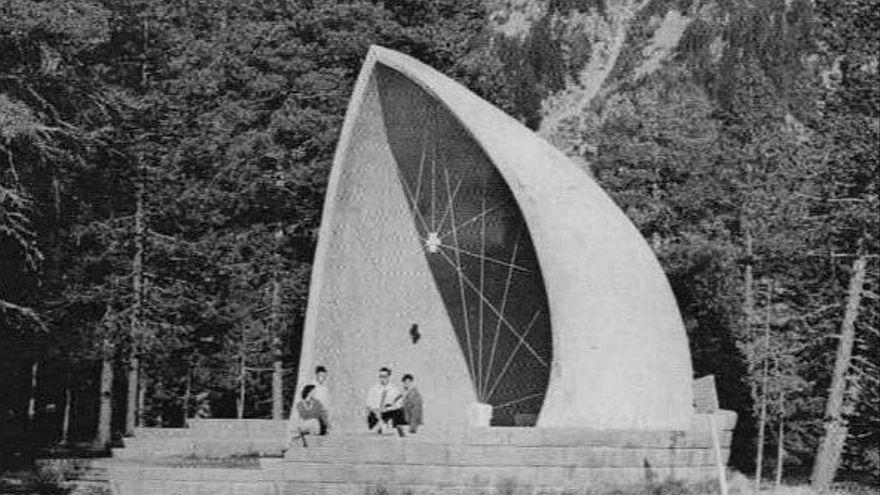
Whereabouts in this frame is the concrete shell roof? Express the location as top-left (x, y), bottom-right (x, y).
top-left (311, 46), bottom-right (694, 430)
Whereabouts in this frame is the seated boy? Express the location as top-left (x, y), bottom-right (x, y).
top-left (364, 367), bottom-right (405, 435)
top-left (400, 374), bottom-right (423, 434)
top-left (287, 384), bottom-right (329, 448)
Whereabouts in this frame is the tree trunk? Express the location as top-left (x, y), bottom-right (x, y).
top-left (127, 26), bottom-right (149, 435)
top-left (755, 382), bottom-right (767, 487)
top-left (51, 173), bottom-right (61, 221)
top-left (742, 156), bottom-right (756, 333)
top-left (742, 216), bottom-right (755, 333)
top-left (137, 372), bottom-right (146, 427)
top-left (744, 261), bottom-right (754, 329)
top-left (237, 352), bottom-right (246, 420)
top-left (61, 382), bottom-right (72, 445)
top-left (271, 276), bottom-right (284, 420)
top-left (755, 282), bottom-right (772, 488)
top-left (812, 254), bottom-right (867, 489)
top-left (125, 357), bottom-right (139, 435)
top-left (273, 352), bottom-right (283, 420)
top-left (28, 361), bottom-right (38, 422)
top-left (95, 337), bottom-right (114, 448)
top-left (775, 399), bottom-right (785, 488)
top-left (183, 369), bottom-right (192, 426)
top-left (126, 173), bottom-right (145, 436)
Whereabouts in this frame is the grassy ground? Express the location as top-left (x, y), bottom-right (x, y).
top-left (362, 473), bottom-right (879, 495)
top-left (0, 465), bottom-right (108, 495)
top-left (0, 467), bottom-right (70, 495)
top-left (0, 447), bottom-right (110, 495)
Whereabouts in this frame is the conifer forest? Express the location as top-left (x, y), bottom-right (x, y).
top-left (1, 0), bottom-right (878, 488)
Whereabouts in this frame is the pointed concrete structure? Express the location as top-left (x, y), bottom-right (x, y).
top-left (297, 45), bottom-right (694, 432)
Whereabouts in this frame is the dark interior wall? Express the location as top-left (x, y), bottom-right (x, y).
top-left (376, 65), bottom-right (552, 425)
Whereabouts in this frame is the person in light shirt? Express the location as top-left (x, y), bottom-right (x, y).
top-left (364, 367), bottom-right (405, 435)
top-left (311, 366), bottom-right (330, 412)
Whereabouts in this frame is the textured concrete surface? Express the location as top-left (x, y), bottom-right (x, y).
top-left (299, 45), bottom-right (693, 431)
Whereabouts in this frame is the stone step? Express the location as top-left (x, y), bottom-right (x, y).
top-left (103, 457), bottom-right (263, 470)
top-left (284, 441), bottom-right (729, 468)
top-left (62, 480), bottom-right (111, 493)
top-left (106, 465), bottom-right (270, 483)
top-left (124, 412), bottom-right (735, 446)
top-left (187, 419), bottom-right (287, 436)
top-left (113, 444), bottom-right (194, 459)
top-left (67, 468), bottom-right (110, 483)
top-left (110, 479), bottom-right (383, 495)
top-left (328, 428), bottom-right (733, 449)
top-left (111, 433), bottom-right (733, 465)
top-left (113, 438), bottom-right (286, 460)
top-left (276, 462), bottom-right (718, 486)
top-left (133, 427), bottom-right (190, 438)
top-left (106, 462), bottom-right (718, 493)
top-left (180, 411), bottom-right (735, 448)
top-left (110, 478), bottom-right (708, 495)
top-left (112, 428), bottom-right (733, 465)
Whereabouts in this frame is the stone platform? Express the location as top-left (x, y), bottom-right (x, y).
top-left (51, 411), bottom-right (736, 494)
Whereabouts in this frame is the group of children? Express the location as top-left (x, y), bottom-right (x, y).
top-left (287, 365), bottom-right (424, 447)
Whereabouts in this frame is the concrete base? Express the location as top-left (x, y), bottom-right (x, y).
top-left (47, 412), bottom-right (736, 495)
top-left (468, 403), bottom-right (493, 427)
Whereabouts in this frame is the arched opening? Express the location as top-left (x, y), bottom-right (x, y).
top-left (376, 65), bottom-right (552, 426)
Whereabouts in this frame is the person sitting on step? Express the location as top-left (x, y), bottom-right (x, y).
top-left (400, 374), bottom-right (423, 434)
top-left (364, 366), bottom-right (405, 436)
top-left (287, 384), bottom-right (329, 448)
top-left (311, 365), bottom-right (331, 412)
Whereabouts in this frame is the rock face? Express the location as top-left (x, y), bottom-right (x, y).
top-left (485, 0), bottom-right (727, 163)
top-left (296, 45), bottom-right (693, 431)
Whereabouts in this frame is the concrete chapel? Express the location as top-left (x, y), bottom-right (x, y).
top-left (296, 46), bottom-right (695, 432)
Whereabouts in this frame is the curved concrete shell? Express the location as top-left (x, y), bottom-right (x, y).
top-left (297, 46), bottom-right (694, 431)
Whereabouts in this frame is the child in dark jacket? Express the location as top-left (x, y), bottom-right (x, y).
top-left (401, 374), bottom-right (423, 434)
